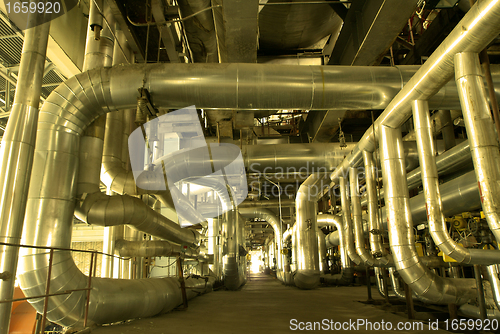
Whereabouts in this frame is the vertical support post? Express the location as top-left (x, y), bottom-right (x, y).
top-left (177, 257), bottom-right (188, 308)
top-left (403, 282), bottom-right (415, 319)
top-left (84, 252), bottom-right (96, 327)
top-left (474, 264), bottom-right (487, 320)
top-left (381, 268), bottom-right (391, 304)
top-left (365, 266), bottom-right (373, 302)
top-left (448, 303), bottom-right (458, 320)
top-left (39, 249), bottom-right (54, 334)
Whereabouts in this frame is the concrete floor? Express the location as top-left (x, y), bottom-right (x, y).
top-left (91, 273), bottom-right (450, 334)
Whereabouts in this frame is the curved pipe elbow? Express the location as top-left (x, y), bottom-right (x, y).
top-left (294, 269), bottom-right (320, 289)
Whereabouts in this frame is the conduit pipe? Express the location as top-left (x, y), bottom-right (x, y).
top-left (349, 167), bottom-right (387, 267)
top-left (0, 19), bottom-right (50, 334)
top-left (339, 176), bottom-right (362, 265)
top-left (412, 99), bottom-right (500, 265)
top-left (380, 125), bottom-right (476, 304)
top-left (294, 174), bottom-right (327, 289)
top-left (318, 214), bottom-right (353, 285)
top-left (239, 208), bottom-right (284, 280)
top-left (330, 0), bottom-right (500, 184)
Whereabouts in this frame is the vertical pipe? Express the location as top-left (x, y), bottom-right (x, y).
top-left (339, 177), bottom-right (362, 265)
top-left (379, 124), bottom-right (476, 304)
top-left (5, 79), bottom-right (10, 111)
top-left (0, 19), bottom-right (50, 334)
top-left (474, 265), bottom-right (487, 319)
top-left (455, 52), bottom-right (500, 243)
top-left (362, 151), bottom-right (384, 257)
top-left (438, 110), bottom-right (456, 150)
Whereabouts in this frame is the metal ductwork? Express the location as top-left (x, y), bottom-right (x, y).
top-left (239, 208), bottom-right (284, 281)
top-left (412, 99), bottom-right (500, 265)
top-left (379, 125), bottom-right (476, 305)
top-left (75, 192), bottom-right (198, 245)
top-left (455, 52), bottom-right (500, 245)
top-left (362, 151), bottom-right (388, 263)
top-left (360, 139), bottom-right (474, 208)
top-left (294, 174), bottom-right (326, 289)
top-left (0, 19), bottom-right (50, 333)
top-left (338, 176), bottom-right (362, 266)
top-left (318, 214), bottom-right (353, 286)
top-left (330, 0), bottom-right (500, 182)
top-left (115, 239), bottom-right (201, 259)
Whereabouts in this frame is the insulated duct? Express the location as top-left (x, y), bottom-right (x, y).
top-left (455, 52), bottom-right (500, 245)
top-left (294, 174), bottom-right (327, 289)
top-left (75, 192), bottom-right (199, 245)
top-left (380, 125), bottom-right (476, 305)
top-left (318, 214), bottom-right (353, 285)
top-left (412, 99), bottom-right (500, 265)
top-left (362, 151), bottom-right (387, 260)
top-left (115, 239), bottom-right (201, 259)
top-left (0, 19), bottom-right (50, 333)
top-left (349, 167), bottom-right (387, 267)
top-left (339, 176), bottom-right (362, 265)
top-left (239, 208), bottom-right (284, 280)
top-left (330, 0), bottom-right (500, 183)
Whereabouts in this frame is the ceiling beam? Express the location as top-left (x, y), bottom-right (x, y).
top-left (329, 0), bottom-right (419, 66)
top-left (151, 0), bottom-right (182, 63)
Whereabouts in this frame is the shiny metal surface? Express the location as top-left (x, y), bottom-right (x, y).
top-left (380, 124), bottom-right (476, 304)
top-left (412, 99), bottom-right (500, 265)
top-left (317, 227), bottom-right (326, 273)
top-left (350, 167), bottom-right (387, 267)
top-left (243, 142), bottom-right (355, 173)
top-left (239, 208), bottom-right (283, 278)
top-left (339, 176), bottom-right (362, 266)
top-left (0, 21), bottom-right (50, 334)
top-left (330, 0), bottom-right (500, 183)
top-left (294, 174), bottom-right (325, 289)
top-left (76, 192), bottom-right (198, 245)
top-left (388, 267), bottom-right (406, 299)
top-left (96, 63), bottom-right (500, 112)
top-left (487, 265), bottom-right (500, 312)
top-left (115, 239), bottom-right (201, 259)
top-left (455, 52), bottom-right (500, 244)
top-left (238, 198), bottom-right (295, 209)
top-left (318, 214), bottom-right (346, 265)
top-left (362, 151), bottom-right (385, 258)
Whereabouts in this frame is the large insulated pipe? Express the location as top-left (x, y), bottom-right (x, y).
top-left (115, 239), bottom-right (201, 258)
top-left (75, 192), bottom-right (199, 245)
top-left (412, 99), bottom-right (500, 265)
top-left (318, 214), bottom-right (353, 285)
top-left (361, 139), bottom-right (474, 207)
top-left (239, 208), bottom-right (283, 279)
top-left (349, 167), bottom-right (387, 266)
top-left (317, 227), bottom-right (327, 273)
top-left (362, 151), bottom-right (386, 259)
top-left (330, 0), bottom-right (500, 183)
top-left (328, 170), bottom-right (483, 247)
top-left (380, 125), bottom-right (476, 304)
top-left (294, 174), bottom-right (327, 289)
top-left (339, 176), bottom-right (362, 265)
top-left (455, 52), bottom-right (500, 244)
top-left (0, 19), bottom-right (50, 334)
top-left (455, 52), bottom-right (500, 310)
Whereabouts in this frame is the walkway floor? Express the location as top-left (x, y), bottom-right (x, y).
top-left (90, 273), bottom-right (450, 334)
